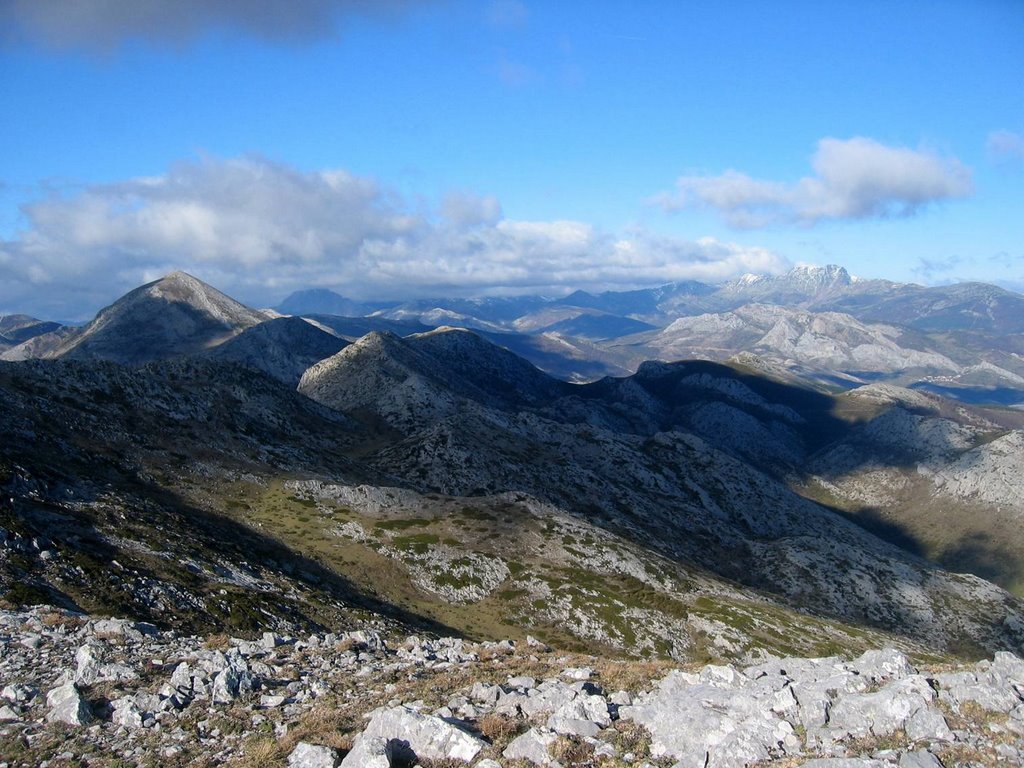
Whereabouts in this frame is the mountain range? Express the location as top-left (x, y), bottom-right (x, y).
top-left (2, 269), bottom-right (1024, 665)
top-left (11, 263), bottom-right (1021, 402)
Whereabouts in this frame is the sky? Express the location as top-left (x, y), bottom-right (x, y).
top-left (1, 0), bottom-right (1022, 320)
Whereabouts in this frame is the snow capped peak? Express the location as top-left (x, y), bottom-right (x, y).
top-left (789, 264), bottom-right (851, 284)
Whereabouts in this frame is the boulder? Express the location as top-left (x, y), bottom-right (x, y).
top-left (336, 736), bottom-right (390, 768)
top-left (288, 741), bottom-right (340, 768)
top-left (340, 706), bottom-right (484, 766)
top-left (45, 681), bottom-right (93, 726)
top-left (620, 670), bottom-right (799, 767)
top-left (502, 727), bottom-right (558, 766)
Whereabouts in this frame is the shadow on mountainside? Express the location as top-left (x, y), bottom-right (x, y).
top-left (1, 460), bottom-right (461, 638)
top-left (940, 531), bottom-right (1024, 593)
top-left (0, 365), bottom-right (460, 639)
top-left (326, 350), bottom-right (1024, 654)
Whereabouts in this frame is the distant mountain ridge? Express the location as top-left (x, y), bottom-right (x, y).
top-left (271, 264), bottom-right (1024, 336)
top-left (5, 265), bottom-right (1024, 405)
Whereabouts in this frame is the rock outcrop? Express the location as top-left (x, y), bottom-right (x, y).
top-left (2, 605), bottom-right (1024, 767)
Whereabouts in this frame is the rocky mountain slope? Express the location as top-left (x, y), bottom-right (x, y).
top-left (298, 327), bottom-right (1024, 657)
top-left (0, 314), bottom-right (64, 352)
top-left (4, 271), bottom-right (1024, 766)
top-left (206, 316), bottom-right (348, 386)
top-left (800, 383), bottom-right (1024, 594)
top-left (607, 304), bottom-right (1024, 394)
top-left (4, 605), bottom-right (1023, 768)
top-left (1, 352), bottom-right (916, 663)
top-left (46, 271), bottom-right (270, 364)
top-left (7, 325), bottom-right (1024, 662)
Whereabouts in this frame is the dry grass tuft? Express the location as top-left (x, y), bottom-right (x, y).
top-left (549, 734), bottom-right (595, 766)
top-left (609, 720), bottom-right (652, 758)
top-left (592, 658), bottom-right (675, 693)
top-left (477, 713), bottom-right (524, 749)
top-left (232, 737), bottom-right (285, 768)
top-left (203, 633), bottom-right (232, 650)
top-left (278, 705), bottom-right (356, 754)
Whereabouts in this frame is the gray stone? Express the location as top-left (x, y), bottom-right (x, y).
top-left (288, 741), bottom-right (340, 768)
top-left (471, 682), bottom-right (501, 706)
top-left (546, 713), bottom-right (601, 738)
top-left (111, 698), bottom-right (144, 730)
top-left (342, 706), bottom-right (484, 766)
top-left (502, 727), bottom-right (557, 766)
top-left (995, 743), bottom-right (1021, 761)
top-left (992, 651), bottom-right (1024, 684)
top-left (45, 681), bottom-right (93, 726)
top-left (74, 642), bottom-right (137, 685)
top-left (1, 683), bottom-right (37, 703)
top-left (899, 750), bottom-right (944, 768)
top-left (799, 761), bottom-right (887, 767)
top-left (936, 670), bottom-right (1022, 713)
top-left (0, 705), bottom-right (21, 722)
top-left (74, 643), bottom-right (102, 684)
top-left (338, 736), bottom-right (390, 768)
top-left (518, 682), bottom-right (577, 717)
top-left (19, 633), bottom-right (41, 650)
top-left (815, 675), bottom-right (934, 745)
top-left (561, 667), bottom-right (593, 680)
top-left (610, 690), bottom-right (633, 706)
top-left (905, 706), bottom-right (953, 743)
top-left (212, 667), bottom-right (241, 704)
top-left (848, 649), bottom-right (916, 683)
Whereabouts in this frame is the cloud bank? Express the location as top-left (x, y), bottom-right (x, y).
top-left (655, 137), bottom-right (973, 228)
top-left (0, 0), bottom-right (426, 50)
top-left (0, 156), bottom-right (788, 319)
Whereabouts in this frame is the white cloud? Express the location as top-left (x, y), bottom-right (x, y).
top-left (440, 191), bottom-right (502, 228)
top-left (0, 0), bottom-right (427, 51)
top-left (656, 137), bottom-right (973, 228)
top-left (0, 155), bottom-right (788, 318)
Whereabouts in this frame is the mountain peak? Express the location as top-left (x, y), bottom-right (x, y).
top-left (790, 263), bottom-right (852, 284)
top-left (51, 271), bottom-right (268, 363)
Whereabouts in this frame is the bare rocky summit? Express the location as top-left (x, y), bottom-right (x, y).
top-left (47, 271), bottom-right (270, 364)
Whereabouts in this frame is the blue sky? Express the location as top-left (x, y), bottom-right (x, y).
top-left (1, 0), bottom-right (1022, 319)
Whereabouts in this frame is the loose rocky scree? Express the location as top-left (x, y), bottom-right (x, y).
top-left (2, 607), bottom-right (1024, 767)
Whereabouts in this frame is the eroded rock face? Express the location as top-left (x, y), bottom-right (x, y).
top-left (2, 606), bottom-right (1024, 767)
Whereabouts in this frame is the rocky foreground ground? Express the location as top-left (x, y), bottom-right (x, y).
top-left (2, 607), bottom-right (1023, 768)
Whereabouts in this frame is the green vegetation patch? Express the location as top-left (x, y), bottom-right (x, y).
top-left (374, 518), bottom-right (431, 531)
top-left (392, 533), bottom-right (440, 555)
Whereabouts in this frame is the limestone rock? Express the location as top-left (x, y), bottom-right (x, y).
top-left (288, 741), bottom-right (340, 768)
top-left (342, 706), bottom-right (484, 766)
top-left (45, 681), bottom-right (93, 726)
top-left (502, 727), bottom-right (558, 766)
